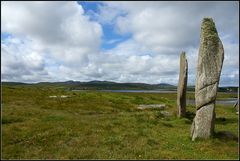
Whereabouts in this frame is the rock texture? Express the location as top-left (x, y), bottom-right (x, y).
top-left (160, 111), bottom-right (172, 117)
top-left (137, 104), bottom-right (166, 110)
top-left (233, 100), bottom-right (238, 109)
top-left (191, 18), bottom-right (224, 141)
top-left (233, 88), bottom-right (239, 113)
top-left (177, 52), bottom-right (188, 117)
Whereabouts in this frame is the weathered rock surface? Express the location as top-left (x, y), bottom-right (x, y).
top-left (49, 95), bottom-right (69, 98)
top-left (137, 104), bottom-right (166, 110)
top-left (177, 52), bottom-right (188, 117)
top-left (234, 88), bottom-right (239, 113)
top-left (160, 111), bottom-right (172, 117)
top-left (233, 100), bottom-right (238, 110)
top-left (191, 18), bottom-right (224, 141)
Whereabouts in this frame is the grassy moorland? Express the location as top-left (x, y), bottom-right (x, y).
top-left (1, 85), bottom-right (239, 159)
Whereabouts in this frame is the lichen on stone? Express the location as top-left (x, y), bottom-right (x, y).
top-left (201, 18), bottom-right (219, 47)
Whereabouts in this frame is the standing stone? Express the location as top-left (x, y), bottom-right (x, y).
top-left (234, 88), bottom-right (239, 114)
top-left (191, 18), bottom-right (224, 141)
top-left (233, 100), bottom-right (238, 109)
top-left (177, 52), bottom-right (188, 117)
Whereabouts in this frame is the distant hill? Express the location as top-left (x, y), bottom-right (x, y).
top-left (1, 82), bottom-right (29, 86)
top-left (1, 81), bottom-right (238, 92)
top-left (156, 83), bottom-right (176, 89)
top-left (2, 80), bottom-right (176, 90)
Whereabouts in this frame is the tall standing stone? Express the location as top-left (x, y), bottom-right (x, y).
top-left (177, 52), bottom-right (188, 117)
top-left (191, 18), bottom-right (224, 141)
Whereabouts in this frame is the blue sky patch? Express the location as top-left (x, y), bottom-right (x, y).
top-left (78, 1), bottom-right (103, 17)
top-left (101, 24), bottom-right (132, 50)
top-left (79, 1), bottom-right (131, 50)
top-left (1, 32), bottom-right (12, 40)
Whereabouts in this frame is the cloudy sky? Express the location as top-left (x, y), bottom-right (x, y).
top-left (1, 1), bottom-right (239, 86)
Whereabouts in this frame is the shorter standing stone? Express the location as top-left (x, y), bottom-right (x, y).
top-left (177, 52), bottom-right (188, 117)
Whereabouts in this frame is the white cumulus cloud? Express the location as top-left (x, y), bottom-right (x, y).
top-left (1, 1), bottom-right (239, 86)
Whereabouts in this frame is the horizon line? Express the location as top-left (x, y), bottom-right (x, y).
top-left (1, 80), bottom-right (239, 88)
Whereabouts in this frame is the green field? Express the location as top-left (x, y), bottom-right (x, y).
top-left (2, 85), bottom-right (239, 159)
